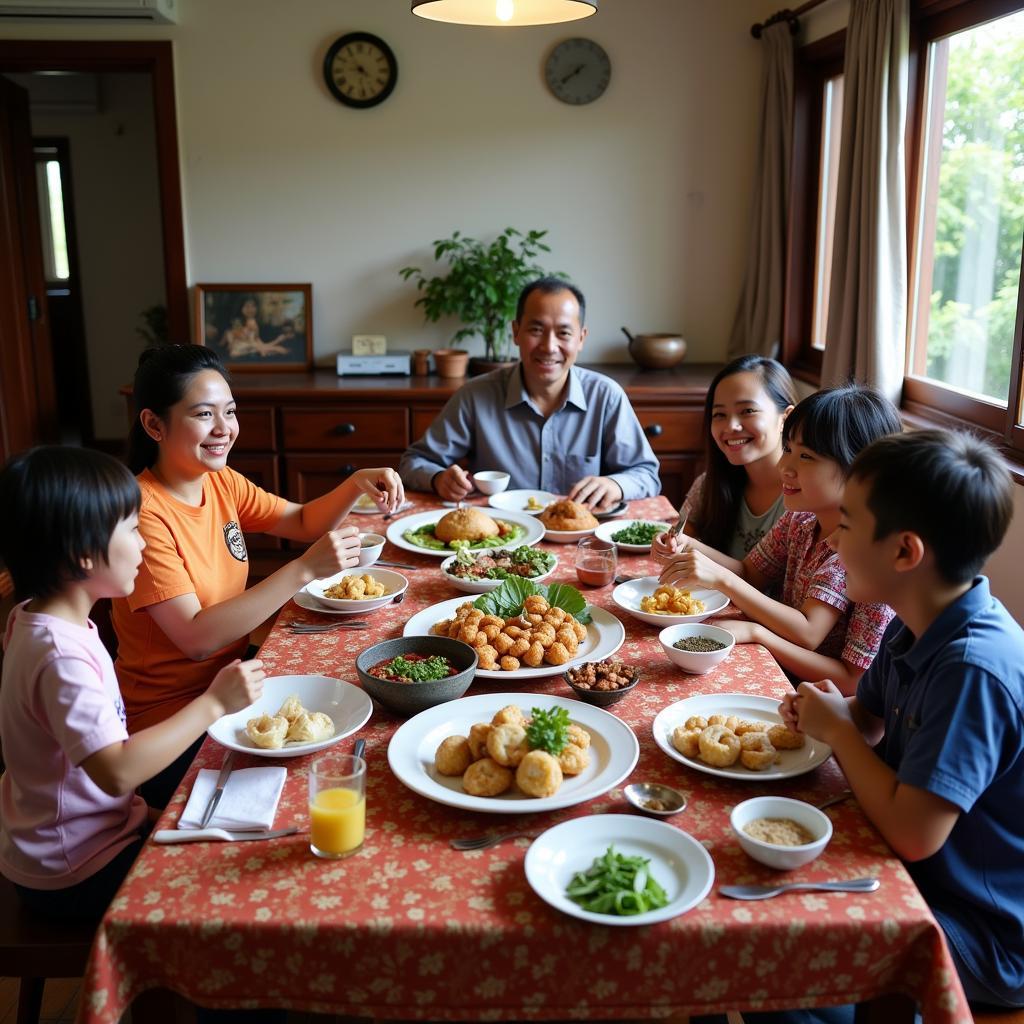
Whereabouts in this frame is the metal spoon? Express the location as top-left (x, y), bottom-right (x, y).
top-left (719, 877), bottom-right (879, 900)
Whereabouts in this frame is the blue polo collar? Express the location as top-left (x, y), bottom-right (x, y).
top-left (504, 364), bottom-right (588, 414)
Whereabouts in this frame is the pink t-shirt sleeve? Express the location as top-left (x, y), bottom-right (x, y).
top-left (36, 654), bottom-right (129, 767)
top-left (803, 552), bottom-right (850, 614)
top-left (746, 513), bottom-right (791, 583)
top-left (843, 601), bottom-right (896, 670)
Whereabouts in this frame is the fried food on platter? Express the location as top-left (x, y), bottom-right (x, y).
top-left (516, 750), bottom-right (563, 797)
top-left (672, 713), bottom-right (800, 773)
top-left (435, 735), bottom-right (473, 777)
top-left (434, 507), bottom-right (500, 544)
top-left (323, 573), bottom-right (386, 599)
top-left (246, 696), bottom-right (334, 750)
top-left (462, 757), bottom-right (513, 796)
top-left (539, 499), bottom-right (598, 532)
top-left (739, 732), bottom-right (778, 770)
top-left (640, 585), bottom-right (706, 616)
top-left (698, 724), bottom-right (741, 767)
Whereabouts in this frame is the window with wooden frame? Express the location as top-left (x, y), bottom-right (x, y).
top-left (783, 31), bottom-right (845, 383)
top-left (904, 0), bottom-right (1024, 456)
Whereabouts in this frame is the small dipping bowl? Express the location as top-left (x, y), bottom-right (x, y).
top-left (563, 661), bottom-right (639, 707)
top-left (624, 782), bottom-right (687, 818)
top-left (659, 623), bottom-right (735, 675)
top-left (472, 470), bottom-right (510, 495)
top-left (730, 796), bottom-right (832, 871)
top-left (358, 533), bottom-right (385, 567)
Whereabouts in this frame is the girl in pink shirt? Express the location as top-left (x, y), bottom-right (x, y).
top-left (0, 447), bottom-right (264, 922)
top-left (658, 384), bottom-right (902, 695)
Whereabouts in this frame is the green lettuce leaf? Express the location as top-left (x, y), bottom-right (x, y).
top-left (472, 577), bottom-right (592, 625)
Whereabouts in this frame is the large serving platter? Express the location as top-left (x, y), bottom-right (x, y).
top-left (385, 508), bottom-right (544, 558)
top-left (524, 814), bottom-right (714, 925)
top-left (388, 692), bottom-right (639, 814)
top-left (439, 551), bottom-right (558, 594)
top-left (652, 692), bottom-right (832, 781)
top-left (402, 596), bottom-right (625, 681)
top-left (612, 576), bottom-right (729, 626)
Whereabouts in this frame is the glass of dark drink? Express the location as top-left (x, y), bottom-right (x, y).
top-left (575, 536), bottom-right (617, 588)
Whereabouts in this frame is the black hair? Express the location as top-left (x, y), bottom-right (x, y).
top-left (783, 382), bottom-right (902, 471)
top-left (0, 446), bottom-right (140, 601)
top-left (850, 428), bottom-right (1013, 585)
top-left (515, 277), bottom-right (586, 326)
top-left (694, 356), bottom-right (797, 552)
top-left (127, 344), bottom-right (231, 473)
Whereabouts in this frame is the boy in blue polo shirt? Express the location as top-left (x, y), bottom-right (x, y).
top-left (785, 428), bottom-right (1024, 1011)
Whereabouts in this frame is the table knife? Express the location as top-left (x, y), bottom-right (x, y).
top-left (199, 751), bottom-right (235, 829)
top-left (353, 738), bottom-right (366, 761)
top-left (375, 560), bottom-right (421, 570)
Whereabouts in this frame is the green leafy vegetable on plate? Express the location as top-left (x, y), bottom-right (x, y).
top-left (403, 520), bottom-right (525, 551)
top-left (452, 545), bottom-right (555, 579)
top-left (611, 521), bottom-right (668, 546)
top-left (566, 845), bottom-right (669, 916)
top-left (472, 577), bottom-right (592, 624)
top-left (525, 706), bottom-right (570, 755)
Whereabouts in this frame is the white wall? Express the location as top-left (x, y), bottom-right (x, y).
top-left (13, 73), bottom-right (166, 439)
top-left (2, 0), bottom-right (781, 366)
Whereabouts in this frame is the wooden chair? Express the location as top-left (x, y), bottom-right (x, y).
top-left (0, 876), bottom-right (95, 1024)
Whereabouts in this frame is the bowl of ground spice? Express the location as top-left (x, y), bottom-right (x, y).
top-left (730, 796), bottom-right (832, 870)
top-left (658, 623), bottom-right (735, 675)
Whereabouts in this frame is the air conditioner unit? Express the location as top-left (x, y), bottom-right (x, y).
top-left (0, 0), bottom-right (177, 23)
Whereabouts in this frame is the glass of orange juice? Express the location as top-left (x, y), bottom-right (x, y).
top-left (309, 753), bottom-right (366, 859)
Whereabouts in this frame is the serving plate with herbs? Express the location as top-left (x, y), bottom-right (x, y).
top-left (593, 519), bottom-right (671, 553)
top-left (440, 545), bottom-right (558, 594)
top-left (386, 508), bottom-right (544, 557)
top-left (387, 693), bottom-right (639, 813)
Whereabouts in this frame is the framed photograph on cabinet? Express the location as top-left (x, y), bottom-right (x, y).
top-left (195, 283), bottom-right (312, 371)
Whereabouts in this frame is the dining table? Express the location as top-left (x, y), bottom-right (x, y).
top-left (78, 493), bottom-right (972, 1024)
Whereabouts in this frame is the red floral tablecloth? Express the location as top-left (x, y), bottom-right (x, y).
top-left (79, 495), bottom-right (971, 1024)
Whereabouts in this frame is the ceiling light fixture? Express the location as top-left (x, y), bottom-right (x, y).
top-left (411, 0), bottom-right (597, 28)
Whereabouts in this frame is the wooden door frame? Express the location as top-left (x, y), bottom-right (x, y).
top-left (0, 40), bottom-right (188, 343)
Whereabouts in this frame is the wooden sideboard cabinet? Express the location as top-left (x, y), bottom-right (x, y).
top-left (127, 363), bottom-right (718, 574)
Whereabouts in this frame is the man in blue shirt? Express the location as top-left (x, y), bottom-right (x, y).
top-left (783, 428), bottom-right (1024, 1013)
top-left (399, 278), bottom-right (661, 510)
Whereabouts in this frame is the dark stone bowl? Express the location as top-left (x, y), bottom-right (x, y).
top-left (563, 662), bottom-right (640, 708)
top-left (355, 635), bottom-right (478, 717)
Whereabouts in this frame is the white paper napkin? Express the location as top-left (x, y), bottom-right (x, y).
top-left (178, 766), bottom-right (287, 831)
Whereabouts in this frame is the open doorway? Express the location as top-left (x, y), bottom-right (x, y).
top-left (0, 40), bottom-right (187, 453)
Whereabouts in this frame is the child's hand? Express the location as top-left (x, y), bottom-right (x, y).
top-left (791, 679), bottom-right (851, 744)
top-left (659, 546), bottom-right (724, 590)
top-left (353, 468), bottom-right (404, 513)
top-left (300, 526), bottom-right (361, 579)
top-left (779, 691), bottom-right (800, 731)
top-left (652, 528), bottom-right (685, 563)
top-left (208, 658), bottom-right (266, 716)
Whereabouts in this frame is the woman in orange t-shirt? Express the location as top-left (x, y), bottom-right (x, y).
top-left (112, 345), bottom-right (403, 806)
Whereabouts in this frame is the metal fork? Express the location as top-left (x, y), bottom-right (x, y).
top-left (288, 620), bottom-right (369, 634)
top-left (450, 830), bottom-right (540, 851)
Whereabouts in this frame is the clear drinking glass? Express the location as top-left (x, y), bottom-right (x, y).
top-left (309, 753), bottom-right (366, 859)
top-left (575, 536), bottom-right (617, 588)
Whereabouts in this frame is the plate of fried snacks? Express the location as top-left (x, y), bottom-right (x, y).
top-left (303, 568), bottom-right (409, 613)
top-left (488, 489), bottom-right (559, 516)
top-left (208, 674), bottom-right (373, 758)
top-left (525, 814), bottom-right (714, 925)
top-left (388, 693), bottom-right (639, 813)
top-left (537, 498), bottom-right (600, 542)
top-left (653, 693), bottom-right (832, 781)
top-left (594, 519), bottom-right (671, 553)
top-left (387, 506), bottom-right (544, 557)
top-left (612, 576), bottom-right (729, 626)
top-left (402, 577), bottom-right (625, 680)
top-left (440, 545), bottom-right (558, 594)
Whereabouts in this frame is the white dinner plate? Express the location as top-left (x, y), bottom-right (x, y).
top-left (305, 568), bottom-right (409, 612)
top-left (386, 508), bottom-right (544, 558)
top-left (351, 497), bottom-right (413, 515)
top-left (612, 576), bottom-right (729, 626)
top-left (524, 814), bottom-right (714, 925)
top-left (388, 692), bottom-right (639, 814)
top-left (208, 674), bottom-right (372, 758)
top-left (593, 500), bottom-right (629, 520)
top-left (402, 596), bottom-right (625, 680)
top-left (488, 489), bottom-right (559, 516)
top-left (542, 524), bottom-right (598, 544)
top-left (439, 551), bottom-right (558, 594)
top-left (594, 519), bottom-right (672, 553)
top-left (293, 589), bottom-right (366, 616)
top-left (653, 693), bottom-right (832, 781)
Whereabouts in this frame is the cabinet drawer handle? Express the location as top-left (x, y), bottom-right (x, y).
top-left (332, 423), bottom-right (357, 436)
top-left (645, 423), bottom-right (664, 438)
top-left (341, 464), bottom-right (356, 475)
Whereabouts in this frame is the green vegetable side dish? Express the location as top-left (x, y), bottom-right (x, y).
top-left (566, 845), bottom-right (669, 916)
top-left (403, 520), bottom-right (526, 551)
top-left (611, 521), bottom-right (669, 546)
top-left (453, 545), bottom-right (555, 579)
top-left (525, 706), bottom-right (571, 755)
top-left (377, 655), bottom-right (453, 682)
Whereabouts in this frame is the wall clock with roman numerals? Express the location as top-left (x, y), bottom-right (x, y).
top-left (323, 32), bottom-right (398, 109)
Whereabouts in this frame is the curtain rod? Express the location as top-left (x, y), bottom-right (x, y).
top-left (750, 0), bottom-right (831, 38)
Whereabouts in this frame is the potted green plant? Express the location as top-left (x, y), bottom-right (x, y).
top-left (400, 227), bottom-right (560, 377)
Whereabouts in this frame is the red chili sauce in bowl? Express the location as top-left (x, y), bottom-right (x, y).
top-left (367, 653), bottom-right (458, 684)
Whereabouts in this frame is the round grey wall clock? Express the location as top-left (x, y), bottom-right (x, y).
top-left (544, 37), bottom-right (611, 105)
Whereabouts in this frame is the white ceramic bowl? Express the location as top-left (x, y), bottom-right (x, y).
top-left (472, 470), bottom-right (510, 495)
top-left (730, 796), bottom-right (832, 871)
top-left (612, 576), bottom-right (730, 625)
top-left (594, 518), bottom-right (671, 553)
top-left (357, 532), bottom-right (385, 567)
top-left (305, 567), bottom-right (409, 612)
top-left (440, 550), bottom-right (558, 594)
top-left (658, 623), bottom-right (735, 674)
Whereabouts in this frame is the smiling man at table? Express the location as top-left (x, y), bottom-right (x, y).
top-left (399, 277), bottom-right (661, 511)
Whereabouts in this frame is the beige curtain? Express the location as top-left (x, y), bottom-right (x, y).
top-left (821, 0), bottom-right (909, 401)
top-left (727, 22), bottom-right (794, 359)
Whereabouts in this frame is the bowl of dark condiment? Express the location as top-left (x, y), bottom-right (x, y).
top-left (658, 623), bottom-right (735, 674)
top-left (563, 659), bottom-right (639, 707)
top-left (356, 636), bottom-right (477, 716)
